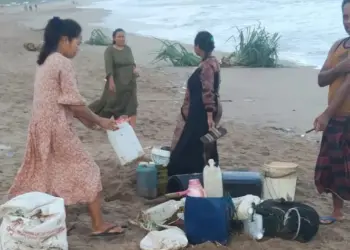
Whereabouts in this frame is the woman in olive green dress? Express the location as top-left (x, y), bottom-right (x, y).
top-left (89, 28), bottom-right (138, 127)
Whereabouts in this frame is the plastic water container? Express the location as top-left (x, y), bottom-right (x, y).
top-left (136, 162), bottom-right (157, 199)
top-left (187, 179), bottom-right (206, 197)
top-left (262, 162), bottom-right (298, 201)
top-left (151, 147), bottom-right (170, 166)
top-left (107, 121), bottom-right (145, 166)
top-left (243, 213), bottom-right (264, 240)
top-left (203, 159), bottom-right (223, 197)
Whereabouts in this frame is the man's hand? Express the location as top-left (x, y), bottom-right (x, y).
top-left (335, 57), bottom-right (350, 74)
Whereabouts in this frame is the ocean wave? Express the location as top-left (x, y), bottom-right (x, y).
top-left (81, 0), bottom-right (344, 67)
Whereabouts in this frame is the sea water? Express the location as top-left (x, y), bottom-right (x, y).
top-left (82, 0), bottom-right (345, 68)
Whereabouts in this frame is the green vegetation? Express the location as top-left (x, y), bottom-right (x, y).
top-left (152, 39), bottom-right (201, 67)
top-left (227, 23), bottom-right (281, 68)
top-left (152, 24), bottom-right (281, 68)
top-left (84, 29), bottom-right (112, 46)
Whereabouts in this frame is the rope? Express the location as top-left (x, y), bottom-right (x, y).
top-left (284, 207), bottom-right (301, 241)
top-left (269, 205), bottom-right (302, 240)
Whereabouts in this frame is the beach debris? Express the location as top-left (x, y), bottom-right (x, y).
top-left (243, 98), bottom-right (255, 102)
top-left (84, 29), bottom-right (112, 46)
top-left (260, 146), bottom-right (270, 156)
top-left (23, 42), bottom-right (42, 52)
top-left (268, 126), bottom-right (293, 133)
top-left (30, 27), bottom-right (45, 31)
top-left (0, 144), bottom-right (11, 151)
top-left (219, 55), bottom-right (235, 68)
top-left (0, 144), bottom-right (14, 157)
top-left (152, 39), bottom-right (201, 67)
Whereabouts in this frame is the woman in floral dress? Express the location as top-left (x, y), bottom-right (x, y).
top-left (8, 17), bottom-right (124, 236)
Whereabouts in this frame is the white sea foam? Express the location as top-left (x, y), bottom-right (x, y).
top-left (81, 0), bottom-right (345, 68)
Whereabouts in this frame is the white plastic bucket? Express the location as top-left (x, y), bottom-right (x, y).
top-left (262, 162), bottom-right (298, 201)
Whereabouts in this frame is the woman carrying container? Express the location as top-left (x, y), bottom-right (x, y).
top-left (8, 17), bottom-right (124, 237)
top-left (167, 31), bottom-right (222, 177)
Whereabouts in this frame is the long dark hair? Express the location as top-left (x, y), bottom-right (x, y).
top-left (37, 17), bottom-right (82, 65)
top-left (194, 31), bottom-right (215, 61)
top-left (342, 0), bottom-right (350, 8)
top-left (112, 28), bottom-right (125, 44)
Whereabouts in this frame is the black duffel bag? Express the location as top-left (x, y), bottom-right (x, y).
top-left (254, 198), bottom-right (319, 242)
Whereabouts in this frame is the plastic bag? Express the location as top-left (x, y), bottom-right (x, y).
top-left (138, 199), bottom-right (185, 231)
top-left (140, 227), bottom-right (188, 250)
top-left (0, 192), bottom-right (68, 250)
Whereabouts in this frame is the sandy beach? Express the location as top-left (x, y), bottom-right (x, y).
top-left (0, 1), bottom-right (348, 249)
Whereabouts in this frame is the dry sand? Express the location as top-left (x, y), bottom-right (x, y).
top-left (0, 1), bottom-right (348, 250)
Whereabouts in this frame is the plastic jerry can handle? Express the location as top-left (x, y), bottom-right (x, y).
top-left (208, 159), bottom-right (215, 168)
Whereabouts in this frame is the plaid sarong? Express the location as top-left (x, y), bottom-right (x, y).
top-left (314, 116), bottom-right (350, 200)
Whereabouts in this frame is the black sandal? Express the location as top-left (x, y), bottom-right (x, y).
top-left (90, 225), bottom-right (125, 237)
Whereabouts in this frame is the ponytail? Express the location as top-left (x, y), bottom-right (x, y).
top-left (37, 44), bottom-right (55, 65)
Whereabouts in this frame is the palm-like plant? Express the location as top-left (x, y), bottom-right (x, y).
top-left (85, 29), bottom-right (112, 46)
top-left (152, 39), bottom-right (201, 67)
top-left (227, 23), bottom-right (281, 67)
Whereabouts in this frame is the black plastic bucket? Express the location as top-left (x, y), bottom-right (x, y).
top-left (167, 173), bottom-right (203, 193)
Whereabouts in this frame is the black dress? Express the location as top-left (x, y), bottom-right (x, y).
top-left (167, 67), bottom-right (220, 177)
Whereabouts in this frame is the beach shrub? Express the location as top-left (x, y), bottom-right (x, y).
top-left (85, 29), bottom-right (112, 46)
top-left (153, 39), bottom-right (201, 67)
top-left (227, 24), bottom-right (281, 68)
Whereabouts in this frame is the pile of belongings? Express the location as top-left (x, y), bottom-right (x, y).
top-left (253, 198), bottom-right (320, 242)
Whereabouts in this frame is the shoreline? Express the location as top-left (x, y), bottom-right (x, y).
top-left (1, 0), bottom-right (318, 69)
top-left (79, 1), bottom-right (320, 69)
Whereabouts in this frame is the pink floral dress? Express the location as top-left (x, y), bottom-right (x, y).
top-left (9, 53), bottom-right (102, 205)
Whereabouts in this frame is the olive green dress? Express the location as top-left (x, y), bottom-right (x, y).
top-left (89, 45), bottom-right (138, 118)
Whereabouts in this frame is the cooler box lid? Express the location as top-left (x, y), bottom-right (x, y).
top-left (222, 171), bottom-right (262, 184)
